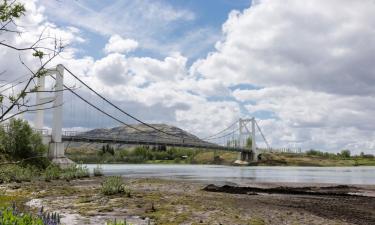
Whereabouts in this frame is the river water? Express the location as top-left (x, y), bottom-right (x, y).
top-left (85, 164), bottom-right (375, 185)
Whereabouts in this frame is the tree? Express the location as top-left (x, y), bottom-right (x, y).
top-left (340, 149), bottom-right (351, 158)
top-left (0, 0), bottom-right (64, 122)
top-left (0, 118), bottom-right (46, 159)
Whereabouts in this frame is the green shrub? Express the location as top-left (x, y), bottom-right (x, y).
top-left (0, 208), bottom-right (44, 225)
top-left (340, 149), bottom-right (351, 158)
top-left (101, 176), bottom-right (129, 196)
top-left (61, 164), bottom-right (89, 181)
top-left (0, 165), bottom-right (39, 183)
top-left (43, 165), bottom-right (61, 181)
top-left (0, 119), bottom-right (47, 168)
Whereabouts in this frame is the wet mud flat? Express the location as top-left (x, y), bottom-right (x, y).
top-left (204, 184), bottom-right (375, 225)
top-left (1, 178), bottom-right (374, 225)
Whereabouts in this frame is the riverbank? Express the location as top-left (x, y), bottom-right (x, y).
top-left (1, 177), bottom-right (374, 225)
top-left (66, 147), bottom-right (375, 166)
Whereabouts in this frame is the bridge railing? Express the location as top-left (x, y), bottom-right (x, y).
top-left (33, 129), bottom-right (50, 136)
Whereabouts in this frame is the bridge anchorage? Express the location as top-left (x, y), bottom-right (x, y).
top-left (33, 64), bottom-right (270, 167)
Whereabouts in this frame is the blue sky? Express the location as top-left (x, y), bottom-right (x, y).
top-left (41, 0), bottom-right (251, 62)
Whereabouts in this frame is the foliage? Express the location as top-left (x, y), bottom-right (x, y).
top-left (101, 176), bottom-right (129, 196)
top-left (0, 208), bottom-right (44, 225)
top-left (0, 119), bottom-right (47, 168)
top-left (0, 164), bottom-right (39, 183)
top-left (0, 204), bottom-right (60, 225)
top-left (43, 165), bottom-right (61, 182)
top-left (340, 149), bottom-right (351, 158)
top-left (60, 164), bottom-right (89, 181)
top-left (0, 0), bottom-right (25, 22)
top-left (100, 144), bottom-right (115, 156)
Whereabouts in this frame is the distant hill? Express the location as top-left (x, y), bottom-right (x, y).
top-left (68, 124), bottom-right (208, 148)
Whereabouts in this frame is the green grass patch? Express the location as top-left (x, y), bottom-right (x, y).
top-left (101, 176), bottom-right (130, 196)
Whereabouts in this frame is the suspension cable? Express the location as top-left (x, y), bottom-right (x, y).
top-left (63, 65), bottom-right (196, 141)
top-left (50, 75), bottom-right (176, 140)
top-left (255, 120), bottom-right (270, 149)
top-left (204, 128), bottom-right (239, 140)
top-left (201, 120), bottom-right (238, 140)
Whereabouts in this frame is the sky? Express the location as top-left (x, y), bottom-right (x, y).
top-left (1, 0), bottom-right (375, 154)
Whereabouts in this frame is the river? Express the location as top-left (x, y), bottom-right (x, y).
top-left (85, 164), bottom-right (375, 185)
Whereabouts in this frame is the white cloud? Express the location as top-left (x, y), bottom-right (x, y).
top-left (232, 86), bottom-right (375, 153)
top-left (197, 0), bottom-right (375, 96)
top-left (104, 35), bottom-right (138, 54)
top-left (38, 0), bottom-right (198, 56)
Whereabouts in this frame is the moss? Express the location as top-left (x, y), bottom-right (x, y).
top-left (249, 217), bottom-right (266, 225)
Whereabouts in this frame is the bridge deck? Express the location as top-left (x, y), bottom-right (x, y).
top-left (61, 135), bottom-right (251, 152)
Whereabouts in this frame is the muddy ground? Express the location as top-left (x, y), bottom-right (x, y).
top-left (1, 177), bottom-right (374, 225)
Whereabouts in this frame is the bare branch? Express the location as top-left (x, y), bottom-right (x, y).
top-left (0, 102), bottom-right (63, 122)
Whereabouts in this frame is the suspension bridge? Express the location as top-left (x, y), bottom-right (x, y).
top-left (11, 64), bottom-right (273, 166)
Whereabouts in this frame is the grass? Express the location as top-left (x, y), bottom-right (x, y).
top-left (0, 163), bottom-right (90, 184)
top-left (43, 164), bottom-right (61, 181)
top-left (248, 217), bottom-right (266, 225)
top-left (101, 176), bottom-right (129, 196)
top-left (0, 164), bottom-right (39, 183)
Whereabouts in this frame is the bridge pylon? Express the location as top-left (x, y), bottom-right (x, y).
top-left (237, 117), bottom-right (258, 163)
top-left (35, 64), bottom-right (74, 168)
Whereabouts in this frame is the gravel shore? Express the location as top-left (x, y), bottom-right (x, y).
top-left (1, 177), bottom-right (374, 225)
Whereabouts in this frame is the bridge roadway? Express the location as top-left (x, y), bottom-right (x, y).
top-left (61, 135), bottom-right (252, 152)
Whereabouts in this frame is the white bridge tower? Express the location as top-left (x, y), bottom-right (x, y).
top-left (35, 64), bottom-right (73, 167)
top-left (238, 117), bottom-right (258, 162)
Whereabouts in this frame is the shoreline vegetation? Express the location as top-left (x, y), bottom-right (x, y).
top-left (66, 145), bottom-right (375, 167)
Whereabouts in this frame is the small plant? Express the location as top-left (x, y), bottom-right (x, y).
top-left (93, 165), bottom-right (103, 177)
top-left (101, 176), bottom-right (129, 196)
top-left (43, 164), bottom-right (61, 181)
top-left (0, 203), bottom-right (60, 225)
top-left (60, 164), bottom-right (90, 181)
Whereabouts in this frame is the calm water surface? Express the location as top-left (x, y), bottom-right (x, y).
top-left (85, 164), bottom-right (375, 185)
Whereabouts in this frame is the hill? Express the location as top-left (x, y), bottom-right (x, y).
top-left (68, 124), bottom-right (209, 148)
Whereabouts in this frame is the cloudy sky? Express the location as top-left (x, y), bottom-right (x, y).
top-left (1, 0), bottom-right (375, 153)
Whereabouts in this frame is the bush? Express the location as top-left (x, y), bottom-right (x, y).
top-left (101, 176), bottom-right (129, 196)
top-left (0, 165), bottom-right (39, 183)
top-left (340, 150), bottom-right (351, 158)
top-left (60, 164), bottom-right (89, 181)
top-left (0, 119), bottom-right (48, 168)
top-left (0, 208), bottom-right (44, 225)
top-left (43, 165), bottom-right (61, 181)
top-left (0, 204), bottom-right (61, 225)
